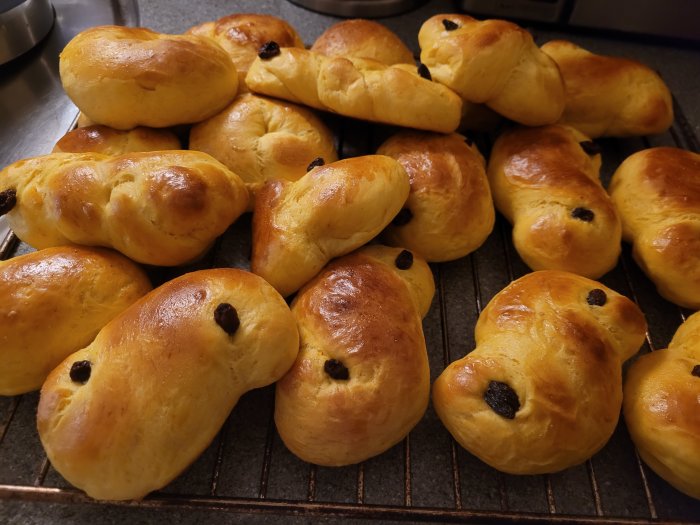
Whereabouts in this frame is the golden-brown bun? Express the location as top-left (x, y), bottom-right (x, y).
top-left (624, 312), bottom-right (700, 500)
top-left (377, 131), bottom-right (495, 262)
top-left (311, 19), bottom-right (414, 65)
top-left (245, 47), bottom-right (462, 133)
top-left (76, 112), bottom-right (95, 128)
top-left (0, 151), bottom-right (248, 266)
top-left (187, 14), bottom-right (304, 80)
top-left (53, 125), bottom-right (181, 155)
top-left (434, 270), bottom-right (646, 474)
top-left (0, 246), bottom-right (151, 396)
top-left (275, 245), bottom-right (433, 466)
top-left (251, 155), bottom-right (409, 297)
top-left (541, 40), bottom-right (673, 138)
top-left (38, 268), bottom-right (298, 501)
top-left (609, 147), bottom-right (700, 308)
top-left (59, 26), bottom-right (238, 129)
top-left (418, 14), bottom-right (564, 126)
top-left (487, 125), bottom-right (621, 278)
top-left (189, 93), bottom-right (338, 201)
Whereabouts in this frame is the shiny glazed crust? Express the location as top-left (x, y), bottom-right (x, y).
top-left (59, 25), bottom-right (238, 129)
top-left (0, 246), bottom-right (151, 395)
top-left (433, 270), bottom-right (646, 474)
top-left (609, 147), bottom-right (700, 308)
top-left (275, 245), bottom-right (434, 466)
top-left (53, 125), bottom-right (181, 155)
top-left (418, 14), bottom-right (564, 126)
top-left (245, 47), bottom-right (462, 133)
top-left (487, 125), bottom-right (621, 278)
top-left (311, 19), bottom-right (414, 65)
top-left (187, 13), bottom-right (304, 77)
top-left (623, 311), bottom-right (700, 500)
top-left (378, 131), bottom-right (495, 262)
top-left (251, 155), bottom-right (410, 297)
top-left (541, 40), bottom-right (673, 138)
top-left (189, 93), bottom-right (338, 199)
top-left (37, 269), bottom-right (299, 501)
top-left (0, 151), bottom-right (249, 266)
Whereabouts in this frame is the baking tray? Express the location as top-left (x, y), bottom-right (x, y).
top-left (1, 51), bottom-right (700, 525)
top-left (2, 107), bottom-right (700, 524)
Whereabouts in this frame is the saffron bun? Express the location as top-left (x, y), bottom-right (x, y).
top-left (275, 245), bottom-right (434, 466)
top-left (60, 25), bottom-right (238, 129)
top-left (418, 14), bottom-right (564, 126)
top-left (38, 269), bottom-right (299, 501)
top-left (541, 40), bottom-right (673, 138)
top-left (609, 147), bottom-right (700, 309)
top-left (433, 270), bottom-right (646, 474)
top-left (0, 246), bottom-right (151, 396)
top-left (0, 151), bottom-right (248, 266)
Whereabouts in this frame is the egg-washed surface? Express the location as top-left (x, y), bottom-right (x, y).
top-left (2, 3), bottom-right (700, 523)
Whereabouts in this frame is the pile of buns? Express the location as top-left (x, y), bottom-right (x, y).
top-left (0, 9), bottom-right (697, 505)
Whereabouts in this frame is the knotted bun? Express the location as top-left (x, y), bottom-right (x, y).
top-left (418, 14), bottom-right (564, 126)
top-left (0, 151), bottom-right (248, 266)
top-left (246, 47), bottom-right (462, 133)
top-left (189, 93), bottom-right (338, 200)
top-left (433, 270), bottom-right (646, 474)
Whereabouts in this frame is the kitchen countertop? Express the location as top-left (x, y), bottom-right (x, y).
top-left (2, 1), bottom-right (700, 524)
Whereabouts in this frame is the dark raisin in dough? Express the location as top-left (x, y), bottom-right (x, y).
top-left (571, 207), bottom-right (595, 222)
top-left (258, 41), bottom-right (281, 59)
top-left (324, 359), bottom-right (349, 380)
top-left (587, 289), bottom-right (607, 306)
top-left (692, 364), bottom-right (700, 377)
top-left (0, 189), bottom-right (16, 216)
top-left (307, 157), bottom-right (325, 171)
top-left (442, 19), bottom-right (459, 31)
top-left (395, 250), bottom-right (413, 270)
top-left (69, 360), bottom-right (92, 384)
top-left (484, 380), bottom-right (520, 419)
top-left (215, 303), bottom-right (240, 335)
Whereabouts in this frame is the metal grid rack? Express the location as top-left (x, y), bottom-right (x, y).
top-left (1, 100), bottom-right (700, 524)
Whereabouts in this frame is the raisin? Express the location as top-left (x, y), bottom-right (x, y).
top-left (69, 360), bottom-right (92, 384)
top-left (571, 207), bottom-right (595, 222)
top-left (324, 359), bottom-right (349, 380)
top-left (587, 289), bottom-right (607, 306)
top-left (307, 157), bottom-right (325, 172)
top-left (215, 303), bottom-right (240, 335)
top-left (392, 208), bottom-right (413, 226)
top-left (484, 380), bottom-right (520, 419)
top-left (0, 189), bottom-right (16, 216)
top-left (692, 365), bottom-right (700, 377)
top-left (258, 41), bottom-right (281, 59)
top-left (417, 63), bottom-right (432, 80)
top-left (579, 141), bottom-right (601, 156)
top-left (395, 250), bottom-right (413, 270)
top-left (442, 19), bottom-right (459, 31)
